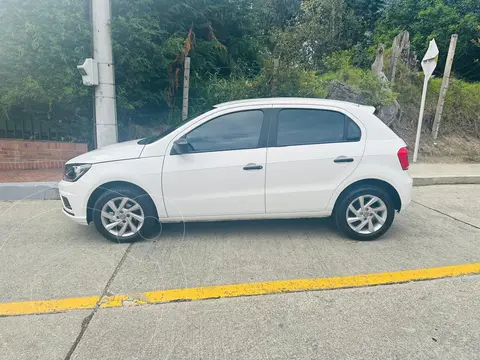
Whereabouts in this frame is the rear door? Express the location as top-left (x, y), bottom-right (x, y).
top-left (266, 106), bottom-right (366, 214)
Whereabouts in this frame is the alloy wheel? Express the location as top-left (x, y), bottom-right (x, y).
top-left (100, 197), bottom-right (145, 238)
top-left (346, 195), bottom-right (388, 235)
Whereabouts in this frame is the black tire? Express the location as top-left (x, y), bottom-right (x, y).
top-left (92, 187), bottom-right (157, 243)
top-left (334, 185), bottom-right (395, 241)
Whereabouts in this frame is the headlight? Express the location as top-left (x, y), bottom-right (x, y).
top-left (64, 164), bottom-right (92, 182)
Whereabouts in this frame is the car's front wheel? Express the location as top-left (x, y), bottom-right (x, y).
top-left (335, 186), bottom-right (395, 241)
top-left (92, 187), bottom-right (157, 243)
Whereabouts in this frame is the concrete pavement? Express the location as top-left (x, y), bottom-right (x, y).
top-left (413, 184), bottom-right (480, 228)
top-left (3, 278), bottom-right (479, 360)
top-left (73, 276), bottom-right (480, 360)
top-left (0, 185), bottom-right (479, 359)
top-left (0, 312), bottom-right (86, 360)
top-left (1, 191), bottom-right (478, 302)
top-left (0, 201), bottom-right (128, 302)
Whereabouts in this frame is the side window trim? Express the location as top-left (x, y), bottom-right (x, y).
top-left (172, 109), bottom-right (269, 155)
top-left (267, 108), bottom-right (280, 148)
top-left (270, 107), bottom-right (362, 147)
top-left (258, 109), bottom-right (273, 148)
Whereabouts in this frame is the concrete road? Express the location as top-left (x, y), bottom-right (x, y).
top-left (0, 185), bottom-right (479, 359)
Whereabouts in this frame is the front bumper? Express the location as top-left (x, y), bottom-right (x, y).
top-left (62, 208), bottom-right (88, 225)
top-left (58, 180), bottom-right (89, 226)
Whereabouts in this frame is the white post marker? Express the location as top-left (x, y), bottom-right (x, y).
top-left (413, 39), bottom-right (439, 163)
top-left (182, 57), bottom-right (191, 121)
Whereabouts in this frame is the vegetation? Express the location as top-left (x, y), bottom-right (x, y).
top-left (0, 0), bottom-right (479, 143)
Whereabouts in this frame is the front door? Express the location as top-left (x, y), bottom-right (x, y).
top-left (162, 109), bottom-right (268, 219)
top-left (266, 107), bottom-right (366, 214)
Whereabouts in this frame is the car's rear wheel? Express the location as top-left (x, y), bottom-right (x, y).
top-left (92, 187), bottom-right (157, 243)
top-left (334, 186), bottom-right (395, 241)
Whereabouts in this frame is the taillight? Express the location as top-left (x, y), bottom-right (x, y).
top-left (397, 147), bottom-right (409, 170)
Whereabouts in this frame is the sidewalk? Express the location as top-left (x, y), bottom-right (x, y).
top-left (409, 163), bottom-right (480, 186)
top-left (0, 163), bottom-right (479, 200)
top-left (0, 169), bottom-right (62, 200)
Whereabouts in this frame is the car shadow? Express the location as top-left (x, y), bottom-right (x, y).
top-left (143, 217), bottom-right (337, 240)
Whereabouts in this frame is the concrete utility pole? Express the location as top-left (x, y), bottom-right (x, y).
top-left (182, 57), bottom-right (191, 121)
top-left (92, 0), bottom-right (118, 147)
top-left (272, 58), bottom-right (279, 96)
top-left (432, 34), bottom-right (458, 140)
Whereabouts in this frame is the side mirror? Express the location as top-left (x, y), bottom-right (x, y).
top-left (173, 138), bottom-right (190, 154)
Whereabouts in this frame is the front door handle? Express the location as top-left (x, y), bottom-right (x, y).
top-left (243, 163), bottom-right (263, 171)
top-left (334, 156), bottom-right (354, 163)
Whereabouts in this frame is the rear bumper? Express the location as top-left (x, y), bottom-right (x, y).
top-left (396, 171), bottom-right (413, 212)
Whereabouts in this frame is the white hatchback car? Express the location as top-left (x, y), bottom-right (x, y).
top-left (59, 98), bottom-right (412, 242)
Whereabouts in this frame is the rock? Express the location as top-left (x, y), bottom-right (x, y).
top-left (326, 81), bottom-right (368, 104)
top-left (377, 100), bottom-right (401, 126)
top-left (327, 80), bottom-right (401, 127)
top-left (391, 31), bottom-right (411, 82)
top-left (371, 45), bottom-right (388, 82)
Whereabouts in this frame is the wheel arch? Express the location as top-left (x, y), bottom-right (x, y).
top-left (332, 178), bottom-right (402, 213)
top-left (86, 181), bottom-right (159, 224)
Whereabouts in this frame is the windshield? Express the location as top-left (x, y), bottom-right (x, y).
top-left (137, 118), bottom-right (191, 145)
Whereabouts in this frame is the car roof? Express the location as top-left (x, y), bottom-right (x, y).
top-left (214, 97), bottom-right (376, 113)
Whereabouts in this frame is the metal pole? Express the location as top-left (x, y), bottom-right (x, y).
top-left (182, 57), bottom-right (191, 121)
top-left (432, 34), bottom-right (458, 140)
top-left (92, 0), bottom-right (118, 148)
top-left (413, 77), bottom-right (429, 163)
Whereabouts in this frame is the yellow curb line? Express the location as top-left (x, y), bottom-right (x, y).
top-left (2, 262), bottom-right (480, 316)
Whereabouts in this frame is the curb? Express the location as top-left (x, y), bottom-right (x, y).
top-left (0, 182), bottom-right (60, 201)
top-left (413, 175), bottom-right (480, 186)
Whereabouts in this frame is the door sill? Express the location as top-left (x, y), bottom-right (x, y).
top-left (161, 211), bottom-right (332, 223)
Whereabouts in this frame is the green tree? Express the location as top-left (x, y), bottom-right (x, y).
top-left (1, 0), bottom-right (479, 144)
top-left (0, 0), bottom-right (274, 133)
top-left (274, 0), bottom-right (363, 68)
top-left (111, 0), bottom-right (270, 125)
top-left (0, 0), bottom-right (91, 140)
top-left (348, 0), bottom-right (387, 33)
top-left (375, 0), bottom-right (480, 80)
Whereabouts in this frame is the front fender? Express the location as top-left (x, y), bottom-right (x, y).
top-left (81, 157), bottom-right (167, 220)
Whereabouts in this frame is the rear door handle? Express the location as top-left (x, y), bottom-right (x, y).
top-left (243, 163), bottom-right (263, 171)
top-left (334, 156), bottom-right (354, 163)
